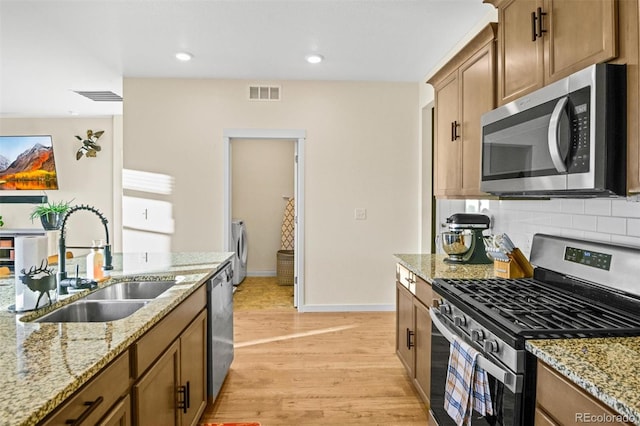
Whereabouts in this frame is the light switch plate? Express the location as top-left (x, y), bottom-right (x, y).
top-left (354, 208), bottom-right (367, 220)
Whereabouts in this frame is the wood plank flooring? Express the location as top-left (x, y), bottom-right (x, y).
top-left (199, 278), bottom-right (428, 425)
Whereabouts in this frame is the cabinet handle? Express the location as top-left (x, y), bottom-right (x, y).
top-left (407, 328), bottom-right (415, 349)
top-left (450, 121), bottom-right (455, 141)
top-left (177, 385), bottom-right (188, 414)
top-left (531, 11), bottom-right (537, 41)
top-left (536, 7), bottom-right (547, 38)
top-left (453, 121), bottom-right (460, 140)
top-left (186, 381), bottom-right (191, 410)
top-left (65, 396), bottom-right (104, 425)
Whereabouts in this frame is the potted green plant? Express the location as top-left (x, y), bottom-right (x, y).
top-left (29, 200), bottom-right (73, 230)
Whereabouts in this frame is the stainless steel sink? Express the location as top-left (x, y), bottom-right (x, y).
top-left (84, 280), bottom-right (176, 301)
top-left (34, 300), bottom-right (149, 323)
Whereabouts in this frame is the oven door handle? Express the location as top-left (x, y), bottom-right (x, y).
top-left (429, 308), bottom-right (522, 393)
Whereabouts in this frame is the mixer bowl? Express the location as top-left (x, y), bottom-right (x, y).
top-left (441, 231), bottom-right (473, 257)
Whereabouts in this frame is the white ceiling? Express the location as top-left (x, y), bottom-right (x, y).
top-left (0, 0), bottom-right (495, 117)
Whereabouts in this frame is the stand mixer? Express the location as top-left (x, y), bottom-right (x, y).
top-left (440, 213), bottom-right (492, 264)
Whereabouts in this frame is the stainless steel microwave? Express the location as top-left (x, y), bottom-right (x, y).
top-left (480, 63), bottom-right (626, 198)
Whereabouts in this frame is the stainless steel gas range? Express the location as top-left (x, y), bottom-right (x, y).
top-left (429, 234), bottom-right (640, 425)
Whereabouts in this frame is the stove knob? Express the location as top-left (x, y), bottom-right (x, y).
top-left (483, 340), bottom-right (499, 353)
top-left (454, 315), bottom-right (466, 327)
top-left (471, 329), bottom-right (485, 342)
top-left (439, 304), bottom-right (451, 315)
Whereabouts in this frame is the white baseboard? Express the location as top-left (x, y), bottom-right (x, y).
top-left (298, 304), bottom-right (395, 313)
top-left (246, 271), bottom-right (276, 277)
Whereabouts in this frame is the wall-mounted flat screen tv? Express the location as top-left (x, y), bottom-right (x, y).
top-left (0, 135), bottom-right (59, 190)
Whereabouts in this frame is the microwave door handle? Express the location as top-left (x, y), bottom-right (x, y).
top-left (429, 307), bottom-right (521, 393)
top-left (548, 96), bottom-right (569, 173)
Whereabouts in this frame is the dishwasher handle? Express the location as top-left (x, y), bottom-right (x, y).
top-left (429, 307), bottom-right (522, 393)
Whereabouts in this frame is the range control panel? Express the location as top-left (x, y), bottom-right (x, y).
top-left (564, 246), bottom-right (612, 271)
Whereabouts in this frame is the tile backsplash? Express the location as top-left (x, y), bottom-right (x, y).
top-left (436, 198), bottom-right (640, 256)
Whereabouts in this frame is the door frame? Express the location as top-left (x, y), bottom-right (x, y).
top-left (223, 128), bottom-right (306, 310)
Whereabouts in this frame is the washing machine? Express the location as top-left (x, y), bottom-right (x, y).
top-left (231, 220), bottom-right (247, 285)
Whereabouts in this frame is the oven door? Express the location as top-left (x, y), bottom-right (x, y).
top-left (429, 308), bottom-right (530, 426)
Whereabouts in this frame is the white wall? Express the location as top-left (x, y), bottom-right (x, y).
top-left (232, 138), bottom-right (295, 275)
top-left (123, 78), bottom-right (420, 310)
top-left (0, 117), bottom-right (120, 254)
top-left (436, 198), bottom-right (640, 257)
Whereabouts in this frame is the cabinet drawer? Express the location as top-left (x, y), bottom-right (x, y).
top-left (415, 276), bottom-right (432, 307)
top-left (536, 361), bottom-right (630, 425)
top-left (134, 284), bottom-right (206, 377)
top-left (41, 352), bottom-right (130, 426)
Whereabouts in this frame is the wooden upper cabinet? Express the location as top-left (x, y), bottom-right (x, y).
top-left (545, 0), bottom-right (617, 81)
top-left (498, 0), bottom-right (544, 104)
top-left (433, 72), bottom-right (461, 195)
top-left (460, 43), bottom-right (495, 197)
top-left (487, 0), bottom-right (618, 105)
top-left (428, 23), bottom-right (497, 199)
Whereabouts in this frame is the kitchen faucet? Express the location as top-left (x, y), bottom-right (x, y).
top-left (57, 204), bottom-right (114, 294)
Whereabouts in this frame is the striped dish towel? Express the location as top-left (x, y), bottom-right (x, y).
top-left (444, 337), bottom-right (494, 426)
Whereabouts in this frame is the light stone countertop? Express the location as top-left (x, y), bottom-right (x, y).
top-left (395, 253), bottom-right (639, 424)
top-left (527, 338), bottom-right (640, 424)
top-left (394, 253), bottom-right (496, 283)
top-left (0, 251), bottom-right (233, 426)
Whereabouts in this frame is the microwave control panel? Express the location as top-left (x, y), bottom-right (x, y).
top-left (568, 88), bottom-right (591, 173)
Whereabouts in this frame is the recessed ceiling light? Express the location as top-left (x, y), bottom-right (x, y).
top-left (175, 52), bottom-right (193, 62)
top-left (305, 54), bottom-right (324, 64)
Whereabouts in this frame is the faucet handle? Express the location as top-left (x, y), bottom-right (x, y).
top-left (102, 243), bottom-right (114, 270)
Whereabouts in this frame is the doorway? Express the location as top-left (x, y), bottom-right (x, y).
top-left (223, 129), bottom-right (305, 310)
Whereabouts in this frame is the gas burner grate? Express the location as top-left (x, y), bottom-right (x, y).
top-left (436, 277), bottom-right (640, 337)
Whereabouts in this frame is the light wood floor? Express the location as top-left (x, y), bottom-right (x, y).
top-left (199, 277), bottom-right (428, 425)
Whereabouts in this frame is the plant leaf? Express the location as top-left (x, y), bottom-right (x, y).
top-left (93, 145), bottom-right (101, 152)
top-left (93, 130), bottom-right (104, 139)
top-left (76, 150), bottom-right (84, 160)
top-left (86, 149), bottom-right (97, 157)
top-left (87, 129), bottom-right (93, 138)
top-left (75, 135), bottom-right (83, 141)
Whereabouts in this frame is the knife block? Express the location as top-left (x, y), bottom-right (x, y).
top-left (494, 248), bottom-right (534, 279)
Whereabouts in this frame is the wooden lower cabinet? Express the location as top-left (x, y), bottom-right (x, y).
top-left (536, 360), bottom-right (632, 425)
top-left (134, 341), bottom-right (181, 425)
top-left (98, 395), bottom-right (132, 426)
top-left (40, 352), bottom-right (131, 426)
top-left (179, 310), bottom-right (208, 426)
top-left (133, 309), bottom-right (208, 426)
top-left (413, 297), bottom-right (431, 402)
top-left (38, 281), bottom-right (210, 426)
top-left (395, 264), bottom-right (433, 407)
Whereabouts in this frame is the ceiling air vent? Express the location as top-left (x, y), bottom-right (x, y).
top-left (74, 91), bottom-right (123, 102)
top-left (248, 85), bottom-right (281, 101)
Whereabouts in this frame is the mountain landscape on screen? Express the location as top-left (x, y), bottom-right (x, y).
top-left (0, 136), bottom-right (59, 190)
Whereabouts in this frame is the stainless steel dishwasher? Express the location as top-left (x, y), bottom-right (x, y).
top-left (207, 261), bottom-right (234, 401)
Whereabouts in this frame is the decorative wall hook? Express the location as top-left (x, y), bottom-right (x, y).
top-left (75, 129), bottom-right (104, 160)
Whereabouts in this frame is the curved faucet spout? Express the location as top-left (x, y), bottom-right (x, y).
top-left (58, 204), bottom-right (113, 294)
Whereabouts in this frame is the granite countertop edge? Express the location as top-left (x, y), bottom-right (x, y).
top-left (526, 339), bottom-right (640, 424)
top-left (0, 251), bottom-right (233, 426)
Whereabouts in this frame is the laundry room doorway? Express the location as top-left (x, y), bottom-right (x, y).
top-left (223, 129), bottom-right (305, 310)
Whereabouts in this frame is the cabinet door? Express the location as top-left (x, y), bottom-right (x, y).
top-left (396, 281), bottom-right (414, 373)
top-left (179, 310), bottom-right (208, 426)
top-left (498, 0), bottom-right (544, 104)
top-left (434, 72), bottom-right (461, 196)
top-left (134, 341), bottom-right (180, 426)
top-left (544, 0), bottom-right (617, 83)
top-left (459, 42), bottom-right (495, 197)
top-left (98, 395), bottom-right (131, 426)
top-left (413, 298), bottom-right (431, 405)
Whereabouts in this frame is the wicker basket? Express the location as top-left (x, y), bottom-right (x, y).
top-left (276, 250), bottom-right (294, 286)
